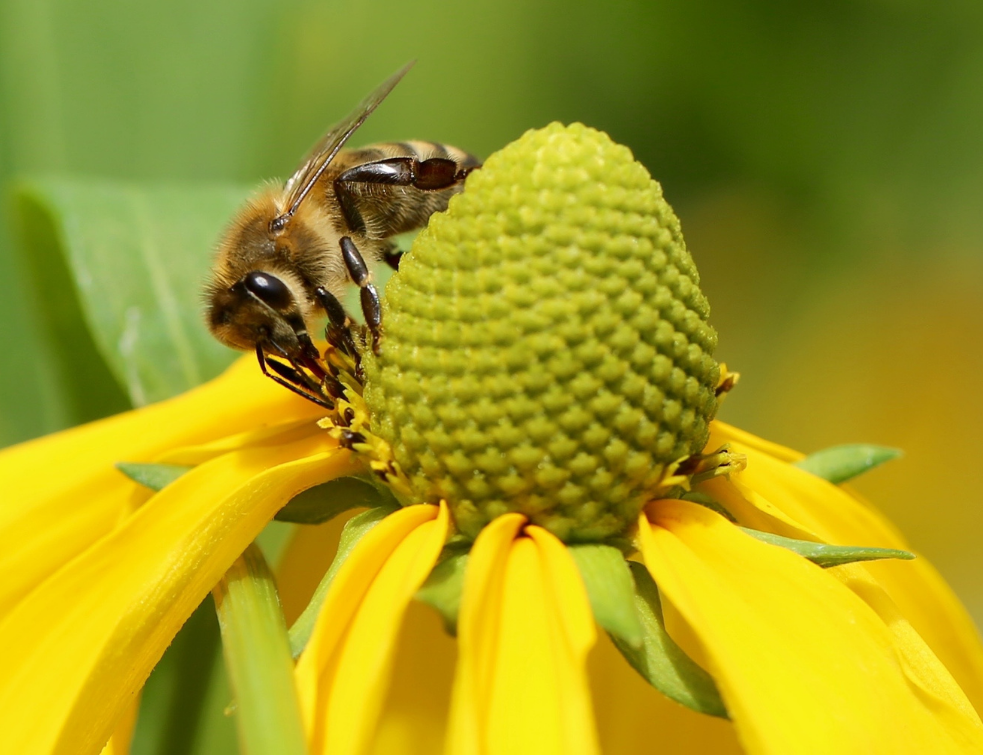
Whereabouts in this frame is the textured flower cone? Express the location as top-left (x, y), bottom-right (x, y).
top-left (364, 123), bottom-right (720, 541)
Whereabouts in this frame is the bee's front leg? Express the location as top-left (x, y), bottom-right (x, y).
top-left (254, 344), bottom-right (334, 410)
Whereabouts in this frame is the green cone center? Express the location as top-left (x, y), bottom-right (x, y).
top-left (362, 123), bottom-right (720, 542)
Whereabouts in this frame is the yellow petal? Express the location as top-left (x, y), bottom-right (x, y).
top-left (447, 517), bottom-right (599, 755)
top-left (156, 416), bottom-right (325, 466)
top-left (639, 499), bottom-right (983, 754)
top-left (709, 420), bottom-right (802, 462)
top-left (446, 513), bottom-right (526, 755)
top-left (0, 432), bottom-right (358, 755)
top-left (709, 421), bottom-right (983, 714)
top-left (371, 600), bottom-right (458, 755)
top-left (296, 502), bottom-right (448, 755)
top-left (588, 629), bottom-right (741, 754)
top-left (0, 355), bottom-right (321, 616)
top-left (834, 564), bottom-right (983, 740)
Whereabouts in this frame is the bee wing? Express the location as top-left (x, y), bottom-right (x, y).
top-left (280, 62), bottom-right (414, 221)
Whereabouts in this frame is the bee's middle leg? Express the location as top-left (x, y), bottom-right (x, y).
top-left (338, 237), bottom-right (383, 355)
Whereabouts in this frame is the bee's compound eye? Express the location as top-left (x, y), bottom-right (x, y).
top-left (243, 271), bottom-right (293, 311)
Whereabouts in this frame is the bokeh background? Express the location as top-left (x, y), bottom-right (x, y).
top-left (1, 0), bottom-right (980, 671)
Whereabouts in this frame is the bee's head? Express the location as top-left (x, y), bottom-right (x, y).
top-left (206, 269), bottom-right (311, 359)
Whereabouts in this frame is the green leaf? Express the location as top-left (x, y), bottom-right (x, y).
top-left (116, 462), bottom-right (192, 492)
top-left (612, 563), bottom-right (728, 719)
top-left (275, 476), bottom-right (397, 524)
top-left (741, 528), bottom-right (914, 568)
top-left (288, 502), bottom-right (400, 658)
top-left (415, 548), bottom-right (469, 636)
top-left (212, 544), bottom-right (306, 755)
top-left (11, 185), bottom-right (133, 431)
top-left (13, 179), bottom-right (251, 407)
top-left (794, 444), bottom-right (902, 484)
top-left (567, 544), bottom-right (643, 648)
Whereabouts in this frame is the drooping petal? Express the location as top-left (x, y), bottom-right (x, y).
top-left (0, 432), bottom-right (357, 755)
top-left (447, 517), bottom-right (599, 755)
top-left (295, 502), bottom-right (448, 755)
top-left (639, 499), bottom-right (983, 754)
top-left (708, 421), bottom-right (983, 714)
top-left (371, 600), bottom-right (459, 755)
top-left (0, 355), bottom-right (321, 615)
top-left (834, 563), bottom-right (983, 741)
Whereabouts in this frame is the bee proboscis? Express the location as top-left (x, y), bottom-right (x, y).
top-left (205, 62), bottom-right (480, 407)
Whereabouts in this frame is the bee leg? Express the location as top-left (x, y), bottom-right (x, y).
top-left (255, 344), bottom-right (334, 410)
top-left (334, 155), bottom-right (478, 235)
top-left (339, 236), bottom-right (383, 355)
top-left (314, 285), bottom-right (360, 361)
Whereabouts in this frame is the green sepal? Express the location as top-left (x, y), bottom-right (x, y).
top-left (741, 528), bottom-right (914, 567)
top-left (213, 544), bottom-right (306, 755)
top-left (274, 476), bottom-right (398, 524)
top-left (415, 545), bottom-right (470, 636)
top-left (287, 502), bottom-right (400, 658)
top-left (613, 562), bottom-right (728, 718)
top-left (794, 444), bottom-right (902, 484)
top-left (116, 461), bottom-right (192, 492)
top-left (568, 544), bottom-right (644, 648)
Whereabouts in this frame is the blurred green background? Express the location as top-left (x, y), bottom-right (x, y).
top-left (1, 0), bottom-right (980, 665)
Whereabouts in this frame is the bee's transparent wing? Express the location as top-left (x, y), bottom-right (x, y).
top-left (280, 62), bottom-right (413, 221)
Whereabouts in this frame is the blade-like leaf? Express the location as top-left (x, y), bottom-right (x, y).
top-left (740, 528), bottom-right (915, 568)
top-left (288, 502), bottom-right (400, 658)
top-left (794, 444), bottom-right (902, 484)
top-left (274, 476), bottom-right (397, 524)
top-left (567, 544), bottom-right (643, 648)
top-left (415, 548), bottom-right (469, 635)
top-left (212, 544), bottom-right (305, 755)
top-left (612, 562), bottom-right (728, 718)
top-left (14, 179), bottom-right (251, 407)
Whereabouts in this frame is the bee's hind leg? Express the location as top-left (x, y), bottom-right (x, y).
top-left (339, 236), bottom-right (383, 355)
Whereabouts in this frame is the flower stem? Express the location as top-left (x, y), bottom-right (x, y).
top-left (213, 544), bottom-right (307, 755)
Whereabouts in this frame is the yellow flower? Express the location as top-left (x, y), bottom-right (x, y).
top-left (2, 122), bottom-right (983, 755)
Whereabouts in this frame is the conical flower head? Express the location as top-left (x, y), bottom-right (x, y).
top-left (363, 122), bottom-right (720, 541)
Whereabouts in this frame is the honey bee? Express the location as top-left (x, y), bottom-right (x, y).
top-left (205, 63), bottom-right (480, 407)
